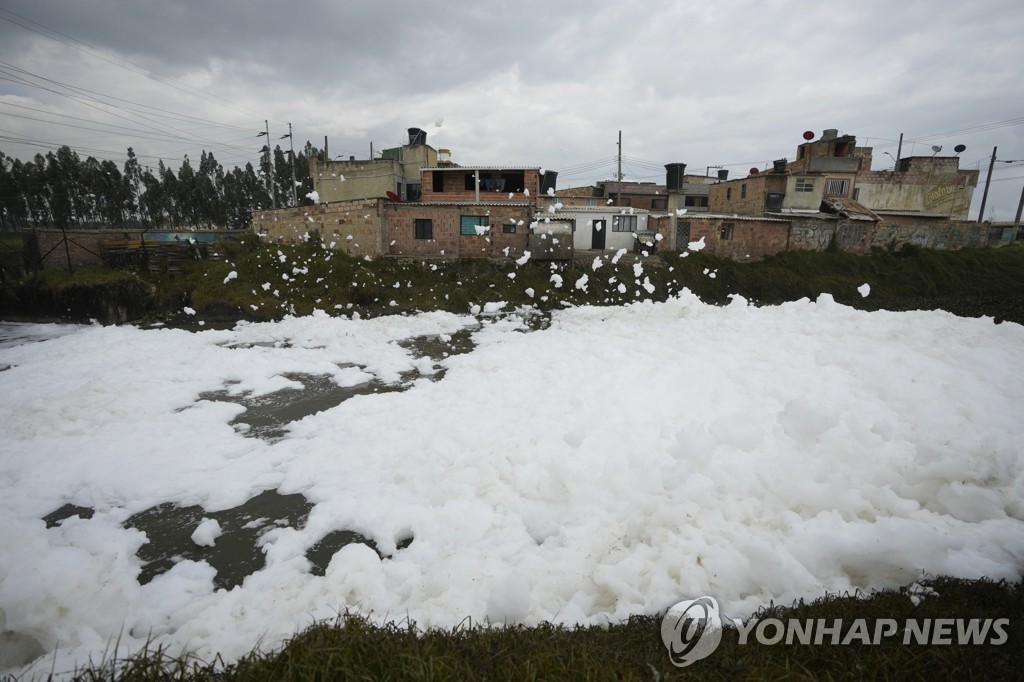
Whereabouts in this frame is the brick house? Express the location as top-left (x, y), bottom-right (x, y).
top-left (706, 128), bottom-right (978, 221)
top-left (309, 127), bottom-right (440, 203)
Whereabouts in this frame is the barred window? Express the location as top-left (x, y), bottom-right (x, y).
top-left (795, 178), bottom-right (815, 192)
top-left (825, 178), bottom-right (850, 196)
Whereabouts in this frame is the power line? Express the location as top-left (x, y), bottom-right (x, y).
top-left (0, 7), bottom-right (273, 122)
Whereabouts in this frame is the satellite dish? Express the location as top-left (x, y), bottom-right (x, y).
top-left (386, 191), bottom-right (401, 202)
top-left (749, 167), bottom-right (759, 174)
top-left (954, 144), bottom-right (966, 154)
top-left (931, 145), bottom-right (943, 154)
top-left (802, 131), bottom-right (815, 141)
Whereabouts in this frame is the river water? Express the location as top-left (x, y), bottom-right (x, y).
top-left (5, 320), bottom-right (484, 591)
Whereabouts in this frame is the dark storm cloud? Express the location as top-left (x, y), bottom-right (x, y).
top-left (1, 0), bottom-right (1023, 218)
top-left (0, 0), bottom-right (596, 96)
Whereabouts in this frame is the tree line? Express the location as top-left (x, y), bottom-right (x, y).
top-left (0, 142), bottom-right (322, 232)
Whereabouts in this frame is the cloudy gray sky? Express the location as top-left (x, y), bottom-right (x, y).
top-left (1, 0), bottom-right (1022, 219)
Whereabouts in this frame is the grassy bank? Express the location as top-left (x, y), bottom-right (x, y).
top-left (68, 576), bottom-right (1021, 681)
top-left (6, 239), bottom-right (1020, 325)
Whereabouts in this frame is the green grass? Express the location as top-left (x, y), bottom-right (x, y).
top-left (66, 576), bottom-right (1022, 681)
top-left (162, 239), bottom-right (1024, 325)
top-left (4, 238), bottom-right (1024, 325)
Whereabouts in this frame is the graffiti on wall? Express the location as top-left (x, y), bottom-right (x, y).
top-left (871, 223), bottom-right (985, 250)
top-left (789, 224), bottom-right (835, 251)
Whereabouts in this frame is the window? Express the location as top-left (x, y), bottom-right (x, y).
top-left (795, 178), bottom-right (814, 192)
top-left (766, 192), bottom-right (784, 210)
top-left (584, 198), bottom-right (598, 207)
top-left (503, 222), bottom-right (517, 234)
top-left (480, 176), bottom-right (505, 192)
top-left (676, 220), bottom-right (691, 245)
top-left (741, 184), bottom-right (747, 199)
top-left (501, 171), bottom-right (525, 193)
top-left (460, 215), bottom-right (489, 236)
top-left (720, 222), bottom-right (734, 240)
top-left (684, 196), bottom-right (709, 207)
top-left (465, 173), bottom-right (477, 190)
top-left (825, 178), bottom-right (849, 196)
top-left (650, 198), bottom-right (668, 210)
top-left (415, 218), bottom-right (433, 240)
top-left (726, 187), bottom-right (732, 200)
top-left (613, 215), bottom-right (638, 232)
top-left (852, 187), bottom-right (860, 201)
top-left (432, 171), bottom-right (444, 192)
top-left (406, 183), bottom-right (421, 202)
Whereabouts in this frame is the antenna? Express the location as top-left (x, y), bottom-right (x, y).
top-left (953, 144), bottom-right (966, 156)
top-left (930, 145), bottom-right (943, 156)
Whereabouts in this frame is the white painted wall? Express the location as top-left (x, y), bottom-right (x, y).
top-left (537, 208), bottom-right (649, 250)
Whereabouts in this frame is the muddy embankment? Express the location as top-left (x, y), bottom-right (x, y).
top-left (0, 275), bottom-right (159, 324)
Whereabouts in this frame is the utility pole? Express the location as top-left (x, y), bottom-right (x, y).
top-left (894, 133), bottom-right (903, 170)
top-left (616, 130), bottom-right (622, 206)
top-left (257, 123), bottom-right (270, 206)
top-left (1013, 183), bottom-right (1023, 229)
top-left (284, 123), bottom-right (297, 207)
top-left (267, 121), bottom-right (277, 209)
top-left (259, 121), bottom-right (277, 208)
top-left (977, 146), bottom-right (997, 223)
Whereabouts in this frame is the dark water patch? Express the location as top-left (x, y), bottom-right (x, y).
top-left (124, 489), bottom-right (313, 590)
top-left (398, 328), bottom-right (477, 381)
top-left (42, 503), bottom-right (95, 528)
top-left (305, 531), bottom-right (414, 576)
top-left (219, 340), bottom-right (292, 349)
top-left (398, 328), bottom-right (476, 362)
top-left (198, 372), bottom-right (399, 441)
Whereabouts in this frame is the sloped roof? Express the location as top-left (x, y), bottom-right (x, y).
top-left (821, 197), bottom-right (880, 221)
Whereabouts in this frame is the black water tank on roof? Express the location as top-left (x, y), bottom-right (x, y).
top-left (665, 163), bottom-right (687, 191)
top-left (407, 127), bottom-right (427, 145)
top-left (541, 171), bottom-right (558, 193)
top-left (772, 159), bottom-right (788, 173)
top-left (717, 169), bottom-right (729, 181)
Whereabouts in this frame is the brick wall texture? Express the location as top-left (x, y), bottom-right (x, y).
top-left (254, 200), bottom-right (382, 257)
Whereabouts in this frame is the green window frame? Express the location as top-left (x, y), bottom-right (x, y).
top-left (460, 215), bottom-right (490, 236)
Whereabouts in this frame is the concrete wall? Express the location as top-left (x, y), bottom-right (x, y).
top-left (856, 163), bottom-right (978, 219)
top-left (311, 144), bottom-right (438, 203)
top-left (310, 158), bottom-right (398, 203)
top-left (788, 219), bottom-right (873, 253)
top-left (557, 209), bottom-right (650, 251)
top-left (869, 217), bottom-right (987, 250)
top-left (253, 200), bottom-right (383, 258)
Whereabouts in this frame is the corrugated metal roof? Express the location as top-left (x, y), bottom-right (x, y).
top-left (388, 201), bottom-right (532, 207)
top-left (420, 166), bottom-right (542, 172)
top-left (873, 210), bottom-right (955, 218)
top-left (539, 206), bottom-right (651, 215)
top-left (766, 211), bottom-right (837, 220)
top-left (822, 197), bottom-right (880, 221)
top-left (696, 213), bottom-right (791, 223)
